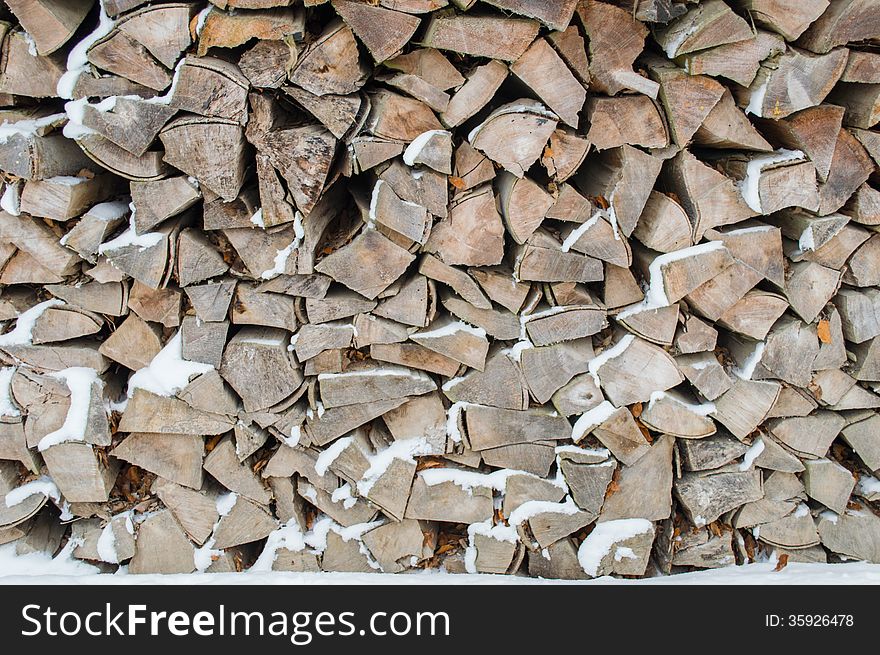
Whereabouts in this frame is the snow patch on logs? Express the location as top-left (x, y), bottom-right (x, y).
top-left (37, 367), bottom-right (103, 451)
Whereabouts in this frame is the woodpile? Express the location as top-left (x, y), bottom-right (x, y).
top-left (1, 0), bottom-right (880, 579)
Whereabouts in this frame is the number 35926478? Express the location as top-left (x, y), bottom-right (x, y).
top-left (765, 615), bottom-right (854, 627)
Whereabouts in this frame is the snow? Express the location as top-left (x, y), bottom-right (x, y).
top-left (331, 483), bottom-right (357, 509)
top-left (467, 102), bottom-right (559, 144)
top-left (1, 183), bottom-right (21, 216)
top-left (506, 340), bottom-right (534, 362)
top-left (617, 241), bottom-right (728, 320)
top-left (420, 467), bottom-right (534, 495)
top-left (98, 209), bottom-right (164, 254)
top-left (745, 80), bottom-right (768, 117)
top-left (126, 331), bottom-right (214, 398)
top-left (357, 438), bottom-right (431, 496)
top-left (464, 520), bottom-right (518, 573)
top-left (414, 320), bottom-right (486, 340)
top-left (194, 6), bottom-right (212, 37)
top-left (22, 31), bottom-right (38, 56)
top-left (799, 225), bottom-right (816, 252)
top-left (507, 496), bottom-right (580, 526)
top-left (587, 335), bottom-right (635, 387)
top-left (250, 208), bottom-right (265, 228)
top-left (97, 522), bottom-right (118, 564)
top-left (3, 538), bottom-right (880, 585)
top-left (86, 200), bottom-right (129, 222)
top-left (554, 444), bottom-right (610, 459)
top-left (739, 149), bottom-right (805, 213)
top-left (250, 522), bottom-right (306, 572)
top-left (441, 375), bottom-right (466, 392)
top-left (317, 365), bottom-right (427, 381)
top-left (0, 112), bottom-right (65, 145)
top-left (560, 213), bottom-right (602, 253)
top-left (0, 298), bottom-right (64, 347)
top-left (663, 23), bottom-right (698, 58)
top-left (571, 401), bottom-right (619, 442)
top-left (0, 367), bottom-right (20, 417)
top-left (46, 175), bottom-right (90, 187)
top-left (368, 180), bottom-right (384, 227)
top-left (4, 476), bottom-right (62, 507)
top-left (577, 519), bottom-right (654, 576)
top-left (194, 493), bottom-right (238, 572)
top-left (403, 130), bottom-right (448, 166)
top-left (445, 401), bottom-right (471, 443)
top-left (794, 503), bottom-right (811, 518)
top-left (57, 0), bottom-right (116, 100)
top-left (283, 425), bottom-right (302, 448)
top-left (647, 390), bottom-right (716, 416)
top-left (260, 213), bottom-right (304, 280)
top-left (739, 438), bottom-right (765, 471)
top-left (733, 341), bottom-right (765, 380)
top-left (314, 436), bottom-right (354, 477)
top-left (37, 367), bottom-right (103, 451)
top-left (858, 475), bottom-right (880, 497)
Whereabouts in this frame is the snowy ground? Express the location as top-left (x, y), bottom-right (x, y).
top-left (1, 543), bottom-right (878, 585)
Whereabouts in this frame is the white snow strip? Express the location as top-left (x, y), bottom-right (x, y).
top-left (798, 226), bottom-right (816, 252)
top-left (4, 476), bottom-right (62, 507)
top-left (0, 298), bottom-right (64, 347)
top-left (413, 320), bottom-right (486, 340)
top-left (464, 520), bottom-right (519, 573)
top-left (577, 519), bottom-right (654, 577)
top-left (194, 6), bottom-right (212, 37)
top-left (0, 367), bottom-right (20, 417)
top-left (733, 341), bottom-right (765, 380)
top-left (571, 401), bottom-right (619, 442)
top-left (126, 331), bottom-right (214, 398)
top-left (86, 200), bottom-right (129, 222)
top-left (647, 390), bottom-right (716, 416)
top-left (96, 522), bottom-right (118, 564)
top-left (794, 503), bottom-right (811, 518)
top-left (368, 180), bottom-right (384, 228)
top-left (507, 496), bottom-right (580, 526)
top-left (22, 32), bottom-right (38, 56)
top-left (260, 212), bottom-right (304, 280)
top-left (420, 467), bottom-right (537, 495)
top-left (250, 208), bottom-right (265, 228)
top-left (283, 425), bottom-right (302, 448)
top-left (739, 438), bottom-right (765, 471)
top-left (445, 401), bottom-right (472, 444)
top-left (0, 112), bottom-right (65, 145)
top-left (554, 444), bottom-right (611, 458)
top-left (37, 368), bottom-right (103, 451)
top-left (98, 208), bottom-right (163, 254)
top-left (194, 493), bottom-right (238, 572)
top-left (57, 0), bottom-right (116, 100)
top-left (403, 130), bottom-right (448, 166)
top-left (663, 23), bottom-right (698, 58)
top-left (745, 80), bottom-right (768, 118)
top-left (314, 436), bottom-right (354, 477)
top-left (331, 483), bottom-right (358, 510)
top-left (858, 475), bottom-right (880, 497)
top-left (560, 212), bottom-right (602, 253)
top-left (587, 335), bottom-right (635, 387)
top-left (5, 541), bottom-right (880, 583)
top-left (468, 102), bottom-right (558, 144)
top-left (441, 375), bottom-right (466, 392)
top-left (506, 340), bottom-right (534, 363)
top-left (357, 438), bottom-right (431, 496)
top-left (317, 365), bottom-right (427, 381)
top-left (1, 183), bottom-right (21, 216)
top-left (249, 522), bottom-right (305, 572)
top-left (739, 149), bottom-right (805, 213)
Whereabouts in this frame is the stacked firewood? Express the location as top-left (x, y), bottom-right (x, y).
top-left (1, 0), bottom-right (879, 578)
